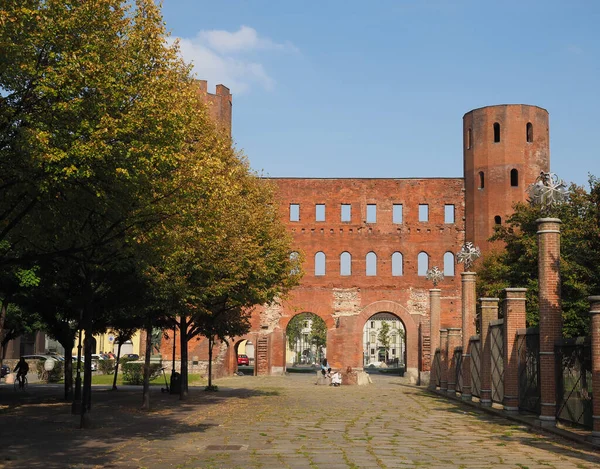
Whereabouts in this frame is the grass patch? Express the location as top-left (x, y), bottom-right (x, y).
top-left (60, 373), bottom-right (205, 386)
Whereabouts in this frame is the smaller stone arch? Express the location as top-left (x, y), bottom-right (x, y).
top-left (285, 312), bottom-right (327, 368)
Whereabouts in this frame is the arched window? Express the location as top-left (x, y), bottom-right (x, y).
top-left (467, 128), bottom-right (472, 149)
top-left (479, 171), bottom-right (485, 189)
top-left (366, 252), bottom-right (377, 276)
top-left (526, 122), bottom-right (533, 142)
top-left (510, 168), bottom-right (519, 187)
top-left (493, 122), bottom-right (500, 143)
top-left (443, 252), bottom-right (455, 276)
top-left (392, 252), bottom-right (403, 276)
top-left (418, 252), bottom-right (429, 276)
top-left (290, 251), bottom-right (300, 275)
top-left (315, 252), bottom-right (326, 276)
top-left (494, 216), bottom-right (502, 225)
top-left (340, 252), bottom-right (351, 276)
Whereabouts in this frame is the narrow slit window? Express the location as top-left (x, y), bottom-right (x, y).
top-left (444, 252), bottom-right (455, 276)
top-left (418, 252), bottom-right (429, 276)
top-left (467, 128), bottom-right (472, 149)
top-left (393, 204), bottom-right (403, 224)
top-left (418, 204), bottom-right (429, 222)
top-left (444, 204), bottom-right (455, 223)
top-left (494, 215), bottom-right (502, 225)
top-left (341, 204), bottom-right (351, 222)
top-left (392, 252), bottom-right (403, 276)
top-left (315, 252), bottom-right (326, 276)
top-left (493, 122), bottom-right (500, 143)
top-left (340, 252), bottom-right (351, 276)
top-left (290, 204), bottom-right (300, 222)
top-left (479, 171), bottom-right (485, 189)
top-left (315, 204), bottom-right (325, 222)
top-left (510, 169), bottom-right (519, 187)
top-left (366, 252), bottom-right (377, 276)
top-left (366, 204), bottom-right (376, 223)
top-left (526, 122), bottom-right (533, 142)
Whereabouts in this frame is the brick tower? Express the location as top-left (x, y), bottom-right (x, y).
top-left (463, 105), bottom-right (550, 251)
top-left (196, 80), bottom-right (232, 138)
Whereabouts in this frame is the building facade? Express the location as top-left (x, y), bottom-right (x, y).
top-left (158, 84), bottom-right (551, 382)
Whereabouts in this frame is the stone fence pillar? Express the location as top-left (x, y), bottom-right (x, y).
top-left (461, 272), bottom-right (477, 401)
top-left (447, 328), bottom-right (461, 395)
top-left (428, 289), bottom-right (441, 390)
top-left (503, 288), bottom-right (527, 412)
top-left (589, 296), bottom-right (600, 444)
top-left (440, 329), bottom-right (449, 392)
top-left (480, 298), bottom-right (499, 407)
top-left (537, 218), bottom-right (562, 426)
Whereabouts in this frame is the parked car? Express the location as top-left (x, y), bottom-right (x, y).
top-left (1, 364), bottom-right (9, 378)
top-left (124, 354), bottom-right (139, 361)
top-left (71, 356), bottom-right (98, 371)
top-left (237, 354), bottom-right (249, 366)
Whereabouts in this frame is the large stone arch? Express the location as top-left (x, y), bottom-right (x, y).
top-left (357, 301), bottom-right (419, 378)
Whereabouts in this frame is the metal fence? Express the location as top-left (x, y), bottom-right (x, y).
top-left (556, 337), bottom-right (592, 429)
top-left (490, 319), bottom-right (504, 405)
top-left (517, 328), bottom-right (540, 414)
top-left (470, 336), bottom-right (481, 398)
top-left (433, 349), bottom-right (441, 388)
top-left (454, 348), bottom-right (463, 394)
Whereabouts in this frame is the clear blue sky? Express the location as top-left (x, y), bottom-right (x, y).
top-left (161, 0), bottom-right (599, 188)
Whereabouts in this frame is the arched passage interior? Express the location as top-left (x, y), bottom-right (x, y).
top-left (363, 312), bottom-right (406, 369)
top-left (285, 312), bottom-right (327, 368)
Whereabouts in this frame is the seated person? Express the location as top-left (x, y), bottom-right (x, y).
top-left (331, 371), bottom-right (342, 387)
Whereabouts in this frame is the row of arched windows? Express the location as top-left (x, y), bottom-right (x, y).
top-left (466, 122), bottom-right (534, 149)
top-left (299, 251), bottom-right (456, 277)
top-left (478, 168), bottom-right (519, 189)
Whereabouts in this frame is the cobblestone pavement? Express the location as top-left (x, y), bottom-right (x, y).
top-left (1, 374), bottom-right (599, 469)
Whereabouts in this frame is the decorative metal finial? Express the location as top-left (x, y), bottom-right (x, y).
top-left (457, 242), bottom-right (481, 271)
top-left (426, 266), bottom-right (444, 287)
top-left (527, 171), bottom-right (568, 211)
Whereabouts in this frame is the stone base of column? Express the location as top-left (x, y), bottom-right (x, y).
top-left (590, 431), bottom-right (600, 446)
top-left (480, 399), bottom-right (492, 407)
top-left (480, 389), bottom-right (492, 407)
top-left (461, 393), bottom-right (472, 402)
top-left (537, 415), bottom-right (556, 428)
top-left (503, 405), bottom-right (519, 412)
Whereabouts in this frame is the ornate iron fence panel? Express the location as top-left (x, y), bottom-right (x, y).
top-left (433, 349), bottom-right (441, 388)
top-left (470, 336), bottom-right (481, 398)
top-left (556, 337), bottom-right (592, 429)
top-left (455, 348), bottom-right (463, 394)
top-left (490, 320), bottom-right (504, 405)
top-left (517, 328), bottom-right (540, 414)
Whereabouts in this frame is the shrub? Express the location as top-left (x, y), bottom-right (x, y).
top-left (122, 362), bottom-right (162, 385)
top-left (98, 359), bottom-right (115, 375)
top-left (36, 359), bottom-right (64, 383)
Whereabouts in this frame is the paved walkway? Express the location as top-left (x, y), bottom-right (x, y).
top-left (1, 374), bottom-right (599, 468)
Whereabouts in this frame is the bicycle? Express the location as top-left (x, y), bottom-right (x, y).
top-left (13, 374), bottom-right (28, 391)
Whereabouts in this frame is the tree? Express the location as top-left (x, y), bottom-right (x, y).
top-left (378, 322), bottom-right (391, 362)
top-left (477, 176), bottom-right (600, 337)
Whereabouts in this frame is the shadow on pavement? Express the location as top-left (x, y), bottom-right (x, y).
top-left (0, 383), bottom-right (278, 468)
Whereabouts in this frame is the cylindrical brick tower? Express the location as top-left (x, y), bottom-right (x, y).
top-left (463, 105), bottom-right (550, 251)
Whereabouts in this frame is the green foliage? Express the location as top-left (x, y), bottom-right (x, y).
top-left (378, 322), bottom-right (391, 350)
top-left (98, 359), bottom-right (115, 375)
top-left (286, 313), bottom-right (327, 350)
top-left (35, 359), bottom-right (64, 383)
top-left (477, 176), bottom-right (600, 337)
top-left (122, 362), bottom-right (162, 385)
top-left (204, 385), bottom-right (219, 392)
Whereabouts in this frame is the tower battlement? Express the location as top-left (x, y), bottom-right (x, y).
top-left (196, 80), bottom-right (232, 138)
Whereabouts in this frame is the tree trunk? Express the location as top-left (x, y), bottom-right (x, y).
top-left (0, 299), bottom-right (8, 376)
top-left (179, 316), bottom-right (188, 400)
top-left (208, 336), bottom-right (213, 388)
top-left (80, 298), bottom-right (94, 428)
top-left (141, 323), bottom-right (153, 410)
top-left (112, 341), bottom-right (123, 391)
top-left (60, 336), bottom-right (75, 400)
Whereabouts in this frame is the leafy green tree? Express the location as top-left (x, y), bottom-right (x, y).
top-left (378, 322), bottom-right (391, 362)
top-left (477, 176), bottom-right (600, 337)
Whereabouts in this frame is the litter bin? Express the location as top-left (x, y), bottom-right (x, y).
top-left (169, 371), bottom-right (181, 394)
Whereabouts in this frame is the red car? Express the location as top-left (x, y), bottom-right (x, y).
top-left (237, 354), bottom-right (249, 366)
